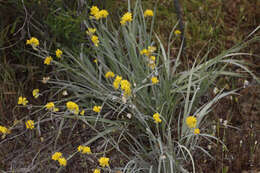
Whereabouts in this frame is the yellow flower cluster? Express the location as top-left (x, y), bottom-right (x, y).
top-left (18, 96), bottom-right (28, 106)
top-left (91, 35), bottom-right (99, 47)
top-left (26, 37), bottom-right (39, 48)
top-left (98, 156), bottom-right (109, 167)
top-left (56, 49), bottom-right (63, 58)
top-left (120, 80), bottom-right (131, 96)
top-left (44, 56), bottom-right (53, 65)
top-left (0, 125), bottom-right (10, 134)
top-left (45, 102), bottom-right (59, 112)
top-left (86, 28), bottom-right (96, 36)
top-left (32, 89), bottom-right (40, 98)
top-left (105, 71), bottom-right (115, 78)
top-left (153, 113), bottom-right (162, 123)
top-left (93, 169), bottom-right (101, 173)
top-left (78, 145), bottom-right (92, 154)
top-left (93, 106), bottom-right (101, 113)
top-left (52, 152), bottom-right (67, 166)
top-left (151, 77), bottom-right (159, 84)
top-left (113, 75), bottom-right (122, 90)
top-left (90, 6), bottom-right (109, 20)
top-left (80, 110), bottom-right (85, 116)
top-left (174, 30), bottom-right (181, 35)
top-left (66, 101), bottom-right (79, 115)
top-left (120, 12), bottom-right (133, 25)
top-left (25, 120), bottom-right (34, 130)
top-left (140, 46), bottom-right (156, 57)
top-left (144, 9), bottom-right (154, 17)
top-left (186, 116), bottom-right (200, 134)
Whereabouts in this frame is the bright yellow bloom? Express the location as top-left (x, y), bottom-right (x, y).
top-left (105, 71), bottom-right (115, 78)
top-left (93, 169), bottom-right (101, 173)
top-left (78, 145), bottom-right (91, 154)
top-left (148, 46), bottom-right (156, 53)
top-left (93, 106), bottom-right (101, 113)
top-left (90, 6), bottom-right (99, 16)
top-left (45, 102), bottom-right (55, 111)
top-left (151, 77), bottom-right (159, 84)
top-left (66, 101), bottom-right (79, 115)
top-left (32, 89), bottom-right (40, 98)
top-left (25, 120), bottom-right (34, 130)
top-left (26, 37), bottom-right (39, 47)
top-left (44, 56), bottom-right (53, 65)
top-left (99, 10), bottom-right (109, 18)
top-left (58, 157), bottom-right (67, 166)
top-left (144, 9), bottom-right (154, 17)
top-left (18, 96), bottom-right (28, 106)
top-left (0, 126), bottom-right (9, 134)
top-left (153, 113), bottom-right (162, 123)
top-left (113, 75), bottom-right (122, 90)
top-left (99, 156), bottom-right (109, 167)
top-left (150, 56), bottom-right (156, 62)
top-left (86, 28), bottom-right (96, 36)
top-left (174, 30), bottom-right (181, 35)
top-left (56, 49), bottom-right (63, 58)
top-left (140, 49), bottom-right (148, 56)
top-left (186, 116), bottom-right (197, 128)
top-left (194, 128), bottom-right (200, 134)
top-left (120, 12), bottom-right (132, 25)
top-left (120, 80), bottom-right (131, 96)
top-left (93, 59), bottom-right (98, 63)
top-left (141, 46), bottom-right (156, 56)
top-left (80, 110), bottom-right (85, 116)
top-left (91, 35), bottom-right (99, 47)
top-left (52, 152), bottom-right (62, 161)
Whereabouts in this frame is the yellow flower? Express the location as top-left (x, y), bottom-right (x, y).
top-left (58, 157), bottom-right (67, 166)
top-left (151, 77), bottom-right (159, 84)
top-left (78, 145), bottom-right (91, 154)
top-left (140, 49), bottom-right (148, 56)
top-left (93, 169), bottom-right (101, 173)
top-left (25, 120), bottom-right (34, 130)
top-left (150, 56), bottom-right (156, 62)
top-left (105, 71), bottom-right (115, 78)
top-left (91, 35), bottom-right (99, 47)
top-left (99, 156), bottom-right (109, 167)
top-left (141, 46), bottom-right (156, 56)
top-left (44, 56), bottom-right (53, 65)
top-left (0, 126), bottom-right (9, 134)
top-left (120, 12), bottom-right (132, 25)
top-left (18, 96), bottom-right (28, 106)
top-left (99, 10), bottom-right (109, 18)
top-left (86, 28), bottom-right (96, 36)
top-left (93, 106), bottom-right (101, 113)
top-left (153, 113), bottom-right (162, 123)
top-left (93, 59), bottom-right (98, 63)
top-left (90, 6), bottom-right (99, 16)
top-left (120, 80), bottom-right (131, 96)
top-left (56, 49), bottom-right (63, 58)
top-left (32, 89), bottom-right (40, 98)
top-left (66, 101), bottom-right (79, 115)
top-left (144, 9), bottom-right (154, 17)
top-left (26, 37), bottom-right (39, 48)
top-left (52, 152), bottom-right (62, 161)
top-left (186, 116), bottom-right (197, 128)
top-left (148, 46), bottom-right (156, 53)
top-left (174, 30), bottom-right (181, 35)
top-left (45, 102), bottom-right (55, 111)
top-left (113, 75), bottom-right (122, 90)
top-left (80, 110), bottom-right (85, 116)
top-left (194, 128), bottom-right (200, 134)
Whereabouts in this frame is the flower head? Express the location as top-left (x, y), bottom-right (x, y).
top-left (86, 28), bottom-right (96, 36)
top-left (58, 157), bottom-right (67, 166)
top-left (174, 30), bottom-right (181, 35)
top-left (52, 152), bottom-right (62, 161)
top-left (186, 116), bottom-right (197, 128)
top-left (93, 106), bottom-right (101, 113)
top-left (144, 9), bottom-right (154, 17)
top-left (0, 126), bottom-right (10, 134)
top-left (90, 6), bottom-right (109, 20)
top-left (56, 49), bottom-right (63, 58)
top-left (44, 56), bottom-right (53, 65)
top-left (91, 35), bottom-right (99, 47)
top-left (113, 75), bottom-right (122, 90)
top-left (90, 6), bottom-right (99, 16)
top-left (78, 145), bottom-right (92, 154)
top-left (99, 156), bottom-right (109, 167)
top-left (99, 10), bottom-right (109, 18)
top-left (120, 12), bottom-right (132, 25)
top-left (25, 120), bottom-right (34, 130)
top-left (120, 80), bottom-right (131, 96)
top-left (66, 101), bottom-right (79, 115)
top-left (93, 169), bottom-right (101, 173)
top-left (153, 113), bottom-right (162, 123)
top-left (151, 77), bottom-right (159, 84)
top-left (18, 96), bottom-right (28, 106)
top-left (105, 71), bottom-right (115, 78)
top-left (194, 128), bottom-right (200, 134)
top-left (26, 37), bottom-right (39, 48)
top-left (45, 102), bottom-right (55, 111)
top-left (32, 89), bottom-right (40, 98)
top-left (80, 110), bottom-right (85, 116)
